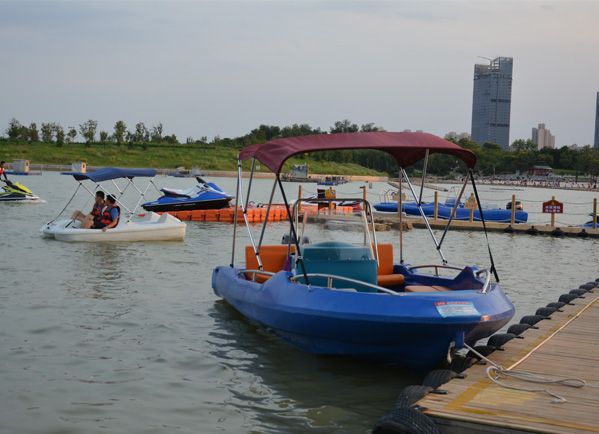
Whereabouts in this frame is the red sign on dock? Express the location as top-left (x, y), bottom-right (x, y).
top-left (542, 199), bottom-right (563, 213)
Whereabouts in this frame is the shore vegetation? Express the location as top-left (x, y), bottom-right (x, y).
top-left (2, 117), bottom-right (598, 179)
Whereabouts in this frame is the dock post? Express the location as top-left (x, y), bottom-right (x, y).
top-left (594, 198), bottom-right (598, 229)
top-left (363, 186), bottom-right (367, 202)
top-left (551, 196), bottom-right (556, 227)
top-left (511, 195), bottom-right (516, 225)
top-left (434, 191), bottom-right (439, 220)
top-left (298, 185), bottom-right (302, 201)
top-left (469, 193), bottom-right (474, 222)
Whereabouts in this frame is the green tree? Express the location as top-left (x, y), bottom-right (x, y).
top-left (164, 134), bottom-right (178, 144)
top-left (251, 124), bottom-right (281, 141)
top-left (330, 119), bottom-right (359, 133)
top-left (29, 122), bottom-right (39, 142)
top-left (54, 123), bottom-right (65, 147)
top-left (18, 125), bottom-right (29, 142)
top-left (114, 120), bottom-right (127, 145)
top-left (79, 119), bottom-right (98, 143)
top-left (6, 117), bottom-right (22, 139)
top-left (511, 139), bottom-right (536, 152)
top-left (151, 123), bottom-right (163, 142)
top-left (281, 123), bottom-right (321, 138)
top-left (40, 122), bottom-right (54, 142)
top-left (360, 123), bottom-right (383, 132)
top-left (67, 127), bottom-right (77, 143)
top-left (134, 122), bottom-right (149, 142)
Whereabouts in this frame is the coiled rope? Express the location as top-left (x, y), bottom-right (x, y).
top-left (464, 294), bottom-right (599, 404)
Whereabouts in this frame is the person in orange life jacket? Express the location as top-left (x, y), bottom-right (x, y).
top-left (101, 195), bottom-right (120, 232)
top-left (0, 161), bottom-right (8, 183)
top-left (71, 191), bottom-right (106, 229)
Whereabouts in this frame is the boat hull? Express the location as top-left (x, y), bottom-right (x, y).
top-left (142, 197), bottom-right (232, 212)
top-left (212, 266), bottom-right (515, 373)
top-left (41, 212), bottom-right (186, 242)
top-left (373, 202), bottom-right (528, 223)
top-left (1, 182), bottom-right (41, 202)
top-left (0, 194), bottom-right (40, 202)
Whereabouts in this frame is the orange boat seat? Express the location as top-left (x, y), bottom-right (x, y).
top-left (245, 245), bottom-right (296, 283)
top-left (374, 243), bottom-right (405, 287)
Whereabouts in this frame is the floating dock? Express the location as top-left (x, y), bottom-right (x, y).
top-left (373, 214), bottom-right (599, 238)
top-left (158, 206), bottom-right (290, 223)
top-left (159, 204), bottom-right (361, 223)
top-left (373, 280), bottom-right (599, 434)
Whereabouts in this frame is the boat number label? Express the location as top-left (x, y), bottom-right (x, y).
top-left (435, 301), bottom-right (480, 317)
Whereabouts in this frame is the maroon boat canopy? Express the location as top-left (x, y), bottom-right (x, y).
top-left (238, 132), bottom-right (476, 174)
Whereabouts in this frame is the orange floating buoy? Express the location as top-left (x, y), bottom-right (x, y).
top-left (219, 209), bottom-right (232, 222)
top-left (205, 209), bottom-right (218, 221)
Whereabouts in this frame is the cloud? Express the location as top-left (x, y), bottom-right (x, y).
top-left (1, 1), bottom-right (598, 146)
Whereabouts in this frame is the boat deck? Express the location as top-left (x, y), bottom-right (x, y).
top-left (417, 291), bottom-right (599, 433)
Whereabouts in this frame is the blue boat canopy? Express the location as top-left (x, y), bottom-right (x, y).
top-left (73, 167), bottom-right (156, 182)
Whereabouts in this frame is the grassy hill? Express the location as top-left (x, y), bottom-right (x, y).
top-left (1, 140), bottom-right (387, 177)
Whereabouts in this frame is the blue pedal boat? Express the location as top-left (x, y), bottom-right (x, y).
top-left (373, 201), bottom-right (528, 223)
top-left (212, 132), bottom-right (515, 373)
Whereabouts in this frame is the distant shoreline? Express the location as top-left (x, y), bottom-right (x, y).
top-left (7, 162), bottom-right (598, 191)
top-left (7, 162), bottom-right (389, 183)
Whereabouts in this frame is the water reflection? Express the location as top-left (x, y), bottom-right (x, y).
top-left (207, 301), bottom-right (422, 434)
top-left (66, 243), bottom-right (130, 300)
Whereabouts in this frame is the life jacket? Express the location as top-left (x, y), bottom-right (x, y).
top-left (91, 203), bottom-right (104, 218)
top-left (100, 204), bottom-right (120, 225)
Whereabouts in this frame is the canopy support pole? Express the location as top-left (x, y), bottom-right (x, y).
top-left (438, 171), bottom-right (470, 249)
top-left (398, 167), bottom-right (404, 263)
top-left (277, 175), bottom-right (309, 285)
top-left (232, 159), bottom-right (259, 269)
top-left (230, 160), bottom-right (242, 267)
top-left (241, 162), bottom-right (261, 270)
top-left (245, 159), bottom-right (256, 210)
top-left (257, 179), bottom-right (278, 249)
top-left (418, 149), bottom-right (429, 205)
top-left (470, 170), bottom-right (500, 282)
top-left (402, 168), bottom-right (447, 264)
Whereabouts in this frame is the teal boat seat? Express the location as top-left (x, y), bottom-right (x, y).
top-left (297, 241), bottom-right (378, 292)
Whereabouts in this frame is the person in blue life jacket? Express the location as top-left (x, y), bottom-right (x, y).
top-left (71, 191), bottom-right (106, 229)
top-left (0, 161), bottom-right (8, 183)
top-left (100, 195), bottom-right (120, 232)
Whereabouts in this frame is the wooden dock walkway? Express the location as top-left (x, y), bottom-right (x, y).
top-left (374, 215), bottom-right (599, 238)
top-left (417, 291), bottom-right (599, 433)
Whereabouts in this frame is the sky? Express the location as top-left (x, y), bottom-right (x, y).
top-left (1, 0), bottom-right (598, 147)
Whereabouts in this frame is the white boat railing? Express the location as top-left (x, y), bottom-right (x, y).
top-left (288, 273), bottom-right (400, 296)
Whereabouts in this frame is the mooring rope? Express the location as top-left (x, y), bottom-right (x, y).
top-left (464, 295), bottom-right (599, 403)
top-left (47, 183), bottom-right (83, 224)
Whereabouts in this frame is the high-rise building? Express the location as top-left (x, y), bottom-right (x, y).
top-left (471, 57), bottom-right (513, 150)
top-left (532, 123), bottom-right (555, 150)
top-left (594, 92), bottom-right (599, 148)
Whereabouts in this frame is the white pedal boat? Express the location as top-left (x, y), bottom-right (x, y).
top-left (40, 167), bottom-right (186, 242)
top-left (41, 211), bottom-right (185, 242)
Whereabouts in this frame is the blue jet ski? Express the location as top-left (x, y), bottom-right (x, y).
top-left (142, 177), bottom-right (233, 212)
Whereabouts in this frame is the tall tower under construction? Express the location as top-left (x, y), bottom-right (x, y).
top-left (471, 57), bottom-right (513, 150)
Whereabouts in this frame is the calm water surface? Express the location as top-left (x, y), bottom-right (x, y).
top-left (1, 173), bottom-right (598, 433)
